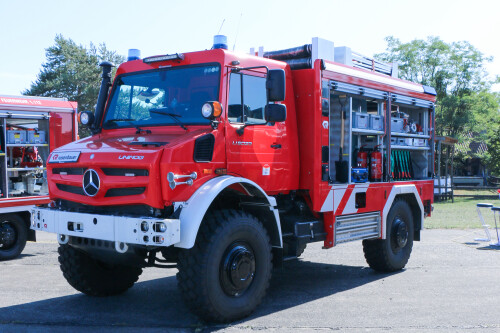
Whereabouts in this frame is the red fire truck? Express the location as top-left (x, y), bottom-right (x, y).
top-left (0, 95), bottom-right (77, 260)
top-left (31, 36), bottom-right (435, 322)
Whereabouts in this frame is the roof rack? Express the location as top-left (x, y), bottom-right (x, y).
top-left (252, 37), bottom-right (398, 78)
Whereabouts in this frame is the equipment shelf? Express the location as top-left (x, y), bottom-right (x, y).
top-left (391, 145), bottom-right (430, 151)
top-left (7, 167), bottom-right (46, 172)
top-left (391, 132), bottom-right (430, 139)
top-left (352, 129), bottom-right (385, 135)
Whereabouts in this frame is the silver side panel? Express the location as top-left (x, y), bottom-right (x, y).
top-left (335, 211), bottom-right (381, 244)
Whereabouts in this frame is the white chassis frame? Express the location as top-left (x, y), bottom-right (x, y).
top-left (31, 208), bottom-right (180, 247)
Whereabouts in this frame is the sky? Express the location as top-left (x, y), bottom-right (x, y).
top-left (0, 0), bottom-right (499, 96)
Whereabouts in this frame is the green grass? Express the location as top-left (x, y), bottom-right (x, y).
top-left (428, 195), bottom-right (500, 229)
top-left (454, 188), bottom-right (499, 196)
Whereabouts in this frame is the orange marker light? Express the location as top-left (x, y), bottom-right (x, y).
top-left (213, 102), bottom-right (222, 118)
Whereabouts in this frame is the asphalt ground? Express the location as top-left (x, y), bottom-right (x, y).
top-left (1, 229), bottom-right (499, 332)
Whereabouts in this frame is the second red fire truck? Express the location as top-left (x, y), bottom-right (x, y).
top-left (0, 95), bottom-right (77, 260)
top-left (32, 36), bottom-right (435, 322)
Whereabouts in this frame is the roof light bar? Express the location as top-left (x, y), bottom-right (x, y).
top-left (143, 53), bottom-right (185, 64)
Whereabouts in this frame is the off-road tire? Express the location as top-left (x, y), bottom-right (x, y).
top-left (0, 214), bottom-right (27, 261)
top-left (177, 210), bottom-right (272, 323)
top-left (58, 244), bottom-right (142, 296)
top-left (363, 199), bottom-right (414, 272)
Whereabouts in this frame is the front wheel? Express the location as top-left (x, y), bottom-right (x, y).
top-left (0, 214), bottom-right (27, 261)
top-left (177, 210), bottom-right (272, 323)
top-left (58, 244), bottom-right (143, 296)
top-left (363, 199), bottom-right (414, 272)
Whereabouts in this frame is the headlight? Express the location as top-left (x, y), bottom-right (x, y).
top-left (201, 101), bottom-right (222, 119)
top-left (201, 103), bottom-right (213, 118)
top-left (80, 112), bottom-right (89, 124)
top-left (77, 111), bottom-right (95, 126)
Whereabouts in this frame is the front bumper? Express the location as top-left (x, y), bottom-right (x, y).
top-left (31, 207), bottom-right (180, 248)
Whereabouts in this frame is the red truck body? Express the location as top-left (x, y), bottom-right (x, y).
top-left (32, 37), bottom-right (436, 322)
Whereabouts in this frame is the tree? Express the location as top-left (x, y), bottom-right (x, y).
top-left (23, 35), bottom-right (124, 137)
top-left (482, 92), bottom-right (500, 175)
top-left (375, 36), bottom-right (495, 138)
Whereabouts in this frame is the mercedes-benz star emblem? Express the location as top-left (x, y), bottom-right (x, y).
top-left (82, 169), bottom-right (100, 197)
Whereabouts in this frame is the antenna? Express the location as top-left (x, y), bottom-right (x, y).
top-left (217, 19), bottom-right (225, 35)
top-left (232, 13), bottom-right (243, 51)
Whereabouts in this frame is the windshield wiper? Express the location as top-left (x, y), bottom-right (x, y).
top-left (149, 108), bottom-right (188, 130)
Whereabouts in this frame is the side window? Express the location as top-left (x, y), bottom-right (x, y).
top-left (228, 73), bottom-right (243, 122)
top-left (228, 72), bottom-right (267, 125)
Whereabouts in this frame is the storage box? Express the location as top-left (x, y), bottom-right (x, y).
top-left (414, 138), bottom-right (427, 147)
top-left (369, 115), bottom-right (384, 131)
top-left (351, 168), bottom-right (368, 183)
top-left (404, 138), bottom-right (413, 146)
top-left (28, 130), bottom-right (46, 144)
top-left (7, 130), bottom-right (26, 144)
top-left (353, 112), bottom-right (369, 129)
top-left (391, 117), bottom-right (404, 132)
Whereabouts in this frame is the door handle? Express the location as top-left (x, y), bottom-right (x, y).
top-left (271, 144), bottom-right (282, 149)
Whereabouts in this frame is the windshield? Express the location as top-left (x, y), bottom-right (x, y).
top-left (102, 64), bottom-right (220, 129)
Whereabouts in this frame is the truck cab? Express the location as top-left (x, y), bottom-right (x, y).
top-left (49, 48), bottom-right (298, 210)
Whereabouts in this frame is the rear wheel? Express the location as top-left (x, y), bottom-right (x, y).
top-left (177, 210), bottom-right (272, 323)
top-left (363, 199), bottom-right (414, 272)
top-left (0, 214), bottom-right (27, 261)
top-left (58, 244), bottom-right (143, 296)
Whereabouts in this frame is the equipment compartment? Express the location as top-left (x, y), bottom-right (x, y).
top-left (1, 116), bottom-right (50, 198)
top-left (328, 79), bottom-right (434, 184)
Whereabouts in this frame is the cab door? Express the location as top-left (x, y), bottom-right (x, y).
top-left (225, 71), bottom-right (285, 192)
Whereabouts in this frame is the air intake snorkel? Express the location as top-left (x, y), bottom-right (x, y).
top-left (92, 61), bottom-right (115, 134)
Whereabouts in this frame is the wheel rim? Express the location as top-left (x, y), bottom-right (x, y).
top-left (391, 217), bottom-right (408, 253)
top-left (219, 241), bottom-right (256, 297)
top-left (0, 221), bottom-right (17, 250)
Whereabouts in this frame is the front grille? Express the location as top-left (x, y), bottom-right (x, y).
top-left (105, 187), bottom-right (146, 197)
top-left (193, 134), bottom-right (215, 162)
top-left (53, 168), bottom-right (86, 175)
top-left (54, 165), bottom-right (151, 201)
top-left (56, 183), bottom-right (85, 195)
top-left (101, 168), bottom-right (149, 176)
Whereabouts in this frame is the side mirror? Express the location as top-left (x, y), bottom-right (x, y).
top-left (265, 104), bottom-right (286, 123)
top-left (267, 69), bottom-right (286, 102)
top-left (78, 111), bottom-right (95, 127)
